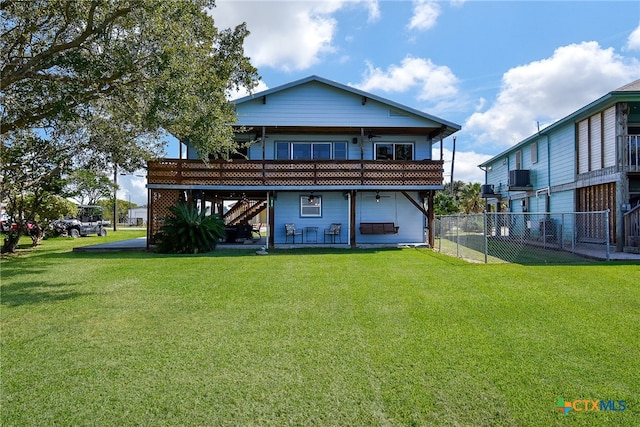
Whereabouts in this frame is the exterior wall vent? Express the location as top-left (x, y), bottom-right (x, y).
top-left (389, 109), bottom-right (409, 117)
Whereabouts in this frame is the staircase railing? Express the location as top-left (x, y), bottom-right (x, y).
top-left (624, 203), bottom-right (640, 247)
top-left (224, 200), bottom-right (267, 226)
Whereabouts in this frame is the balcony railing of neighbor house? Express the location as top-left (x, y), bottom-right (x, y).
top-left (147, 159), bottom-right (445, 187)
top-left (622, 135), bottom-right (639, 172)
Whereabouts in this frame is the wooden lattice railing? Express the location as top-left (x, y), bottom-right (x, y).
top-left (147, 159), bottom-right (445, 187)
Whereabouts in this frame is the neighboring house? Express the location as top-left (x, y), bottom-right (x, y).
top-left (127, 207), bottom-right (147, 226)
top-left (479, 79), bottom-right (640, 252)
top-left (146, 75), bottom-right (460, 248)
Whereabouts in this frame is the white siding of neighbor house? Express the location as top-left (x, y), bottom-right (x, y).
top-left (603, 106), bottom-right (616, 168)
top-left (235, 80), bottom-right (443, 129)
top-left (576, 106), bottom-right (618, 173)
top-left (590, 114), bottom-right (602, 170)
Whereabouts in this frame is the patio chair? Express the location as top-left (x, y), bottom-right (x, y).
top-left (323, 223), bottom-right (342, 243)
top-left (284, 223), bottom-right (302, 244)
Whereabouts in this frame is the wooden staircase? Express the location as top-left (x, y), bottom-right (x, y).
top-left (224, 200), bottom-right (267, 226)
top-left (624, 204), bottom-right (640, 253)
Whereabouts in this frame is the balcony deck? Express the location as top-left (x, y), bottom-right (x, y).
top-left (147, 159), bottom-right (444, 188)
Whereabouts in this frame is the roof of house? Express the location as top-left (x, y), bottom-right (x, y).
top-left (233, 75), bottom-right (461, 137)
top-left (479, 79), bottom-right (640, 167)
top-left (614, 79), bottom-right (640, 92)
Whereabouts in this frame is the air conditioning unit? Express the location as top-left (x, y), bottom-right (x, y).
top-left (509, 170), bottom-right (531, 188)
top-left (480, 184), bottom-right (495, 197)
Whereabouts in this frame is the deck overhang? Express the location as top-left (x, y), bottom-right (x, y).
top-left (148, 159), bottom-right (445, 188)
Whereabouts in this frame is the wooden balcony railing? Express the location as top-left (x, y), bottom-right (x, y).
top-left (147, 159), bottom-right (444, 187)
top-left (624, 135), bottom-right (639, 172)
top-left (624, 204), bottom-right (640, 248)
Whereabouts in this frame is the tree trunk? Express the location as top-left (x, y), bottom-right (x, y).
top-left (2, 231), bottom-right (21, 253)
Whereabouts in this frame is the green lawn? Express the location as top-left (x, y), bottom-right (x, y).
top-left (1, 232), bottom-right (639, 426)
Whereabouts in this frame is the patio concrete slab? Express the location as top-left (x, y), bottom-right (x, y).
top-left (73, 237), bottom-right (148, 252)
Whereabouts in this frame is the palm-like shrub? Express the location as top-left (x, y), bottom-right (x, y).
top-left (154, 202), bottom-right (226, 254)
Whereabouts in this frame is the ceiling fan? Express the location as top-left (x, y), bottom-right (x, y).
top-left (367, 131), bottom-right (381, 142)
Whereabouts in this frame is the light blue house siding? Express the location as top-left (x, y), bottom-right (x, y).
top-left (356, 191), bottom-right (425, 244)
top-left (271, 190), bottom-right (425, 245)
top-left (273, 192), bottom-right (350, 244)
top-left (548, 126), bottom-right (576, 186)
top-left (235, 79), bottom-right (446, 130)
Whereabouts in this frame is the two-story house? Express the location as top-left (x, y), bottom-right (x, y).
top-left (146, 76), bottom-right (460, 248)
top-left (479, 79), bottom-right (640, 252)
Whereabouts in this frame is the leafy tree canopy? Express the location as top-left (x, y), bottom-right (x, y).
top-left (435, 181), bottom-right (485, 215)
top-left (1, 0), bottom-right (259, 161)
top-left (1, 0), bottom-right (258, 251)
top-left (66, 169), bottom-right (115, 206)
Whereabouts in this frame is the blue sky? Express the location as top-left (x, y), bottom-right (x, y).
top-left (125, 1), bottom-right (640, 205)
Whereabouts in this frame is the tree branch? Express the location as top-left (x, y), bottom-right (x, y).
top-left (1, 3), bottom-right (133, 90)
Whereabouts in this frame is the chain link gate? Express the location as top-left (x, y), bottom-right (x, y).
top-left (434, 211), bottom-right (610, 263)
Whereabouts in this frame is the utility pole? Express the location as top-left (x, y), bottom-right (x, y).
top-left (113, 165), bottom-right (118, 232)
top-left (450, 136), bottom-right (456, 195)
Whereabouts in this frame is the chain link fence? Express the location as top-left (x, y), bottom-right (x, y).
top-left (434, 211), bottom-right (610, 263)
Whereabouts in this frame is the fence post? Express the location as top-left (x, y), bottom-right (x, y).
top-left (456, 215), bottom-right (460, 258)
top-left (560, 213), bottom-right (565, 250)
top-left (484, 212), bottom-right (488, 264)
top-left (605, 209), bottom-right (610, 261)
top-left (572, 213), bottom-right (576, 253)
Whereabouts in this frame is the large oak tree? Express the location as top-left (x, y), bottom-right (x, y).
top-left (0, 0), bottom-right (259, 252)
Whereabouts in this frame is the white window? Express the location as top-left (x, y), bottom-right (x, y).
top-left (374, 143), bottom-right (413, 160)
top-left (300, 195), bottom-right (321, 217)
top-left (515, 150), bottom-right (522, 169)
top-left (275, 142), bottom-right (346, 160)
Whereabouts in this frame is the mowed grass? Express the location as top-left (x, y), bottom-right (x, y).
top-left (1, 232), bottom-right (639, 426)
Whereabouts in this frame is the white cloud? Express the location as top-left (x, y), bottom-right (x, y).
top-left (625, 24), bottom-right (640, 51)
top-left (359, 0), bottom-right (381, 23)
top-left (355, 56), bottom-right (459, 101)
top-left (407, 0), bottom-right (441, 31)
top-left (440, 148), bottom-right (493, 184)
top-left (212, 1), bottom-right (378, 71)
top-left (465, 41), bottom-right (640, 148)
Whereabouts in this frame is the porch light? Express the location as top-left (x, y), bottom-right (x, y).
top-left (308, 192), bottom-right (315, 204)
top-left (375, 192), bottom-right (380, 203)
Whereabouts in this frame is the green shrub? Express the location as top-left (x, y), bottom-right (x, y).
top-left (154, 202), bottom-right (225, 254)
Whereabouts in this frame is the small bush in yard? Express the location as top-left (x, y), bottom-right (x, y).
top-left (154, 202), bottom-right (225, 254)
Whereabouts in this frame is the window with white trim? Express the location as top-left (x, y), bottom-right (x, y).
top-left (300, 195), bottom-right (321, 217)
top-left (374, 143), bottom-right (413, 160)
top-left (275, 142), bottom-right (347, 160)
